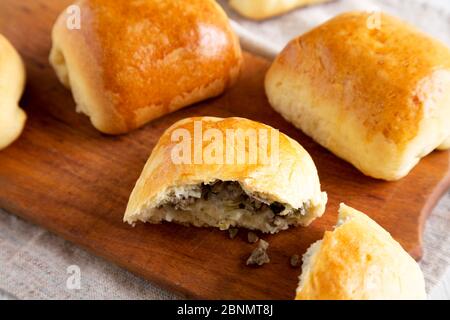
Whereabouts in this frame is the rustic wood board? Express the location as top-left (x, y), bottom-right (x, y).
top-left (1, 0), bottom-right (449, 300)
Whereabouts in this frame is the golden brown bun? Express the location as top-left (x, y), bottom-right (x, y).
top-left (296, 204), bottom-right (427, 300)
top-left (229, 0), bottom-right (332, 20)
top-left (124, 117), bottom-right (327, 232)
top-left (0, 34), bottom-right (26, 150)
top-left (50, 0), bottom-right (242, 134)
top-left (265, 12), bottom-right (450, 181)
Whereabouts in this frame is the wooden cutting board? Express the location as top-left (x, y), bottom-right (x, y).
top-left (1, 0), bottom-right (449, 300)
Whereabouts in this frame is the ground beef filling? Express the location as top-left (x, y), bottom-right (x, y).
top-left (158, 181), bottom-right (306, 232)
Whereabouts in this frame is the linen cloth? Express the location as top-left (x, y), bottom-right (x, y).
top-left (1, 0), bottom-right (450, 299)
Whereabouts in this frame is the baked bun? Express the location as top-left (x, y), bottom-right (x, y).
top-left (0, 34), bottom-right (26, 150)
top-left (229, 0), bottom-right (331, 20)
top-left (296, 204), bottom-right (427, 300)
top-left (124, 117), bottom-right (327, 233)
top-left (265, 12), bottom-right (450, 181)
top-left (50, 0), bottom-right (242, 134)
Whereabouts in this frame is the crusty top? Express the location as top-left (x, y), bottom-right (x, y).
top-left (275, 12), bottom-right (450, 147)
top-left (124, 117), bottom-right (327, 224)
top-left (296, 204), bottom-right (426, 300)
top-left (52, 0), bottom-right (242, 133)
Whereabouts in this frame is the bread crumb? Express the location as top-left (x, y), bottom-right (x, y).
top-left (228, 228), bottom-right (239, 239)
top-left (246, 239), bottom-right (270, 266)
top-left (290, 254), bottom-right (301, 268)
top-left (247, 231), bottom-right (259, 243)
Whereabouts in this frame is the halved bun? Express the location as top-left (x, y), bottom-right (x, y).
top-left (124, 117), bottom-right (327, 233)
top-left (296, 204), bottom-right (426, 300)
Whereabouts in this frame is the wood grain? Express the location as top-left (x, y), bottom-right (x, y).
top-left (0, 0), bottom-right (449, 299)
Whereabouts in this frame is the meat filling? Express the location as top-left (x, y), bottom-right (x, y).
top-left (156, 180), bottom-right (308, 233)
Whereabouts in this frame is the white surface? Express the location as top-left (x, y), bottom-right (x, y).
top-left (0, 0), bottom-right (450, 300)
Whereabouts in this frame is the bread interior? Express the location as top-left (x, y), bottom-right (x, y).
top-left (296, 239), bottom-right (323, 295)
top-left (147, 180), bottom-right (311, 233)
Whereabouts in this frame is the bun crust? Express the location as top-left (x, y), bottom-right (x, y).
top-left (124, 117), bottom-right (327, 229)
top-left (50, 0), bottom-right (242, 134)
top-left (265, 12), bottom-right (450, 180)
top-left (296, 204), bottom-right (427, 300)
top-left (0, 34), bottom-right (26, 150)
top-left (229, 0), bottom-right (331, 20)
